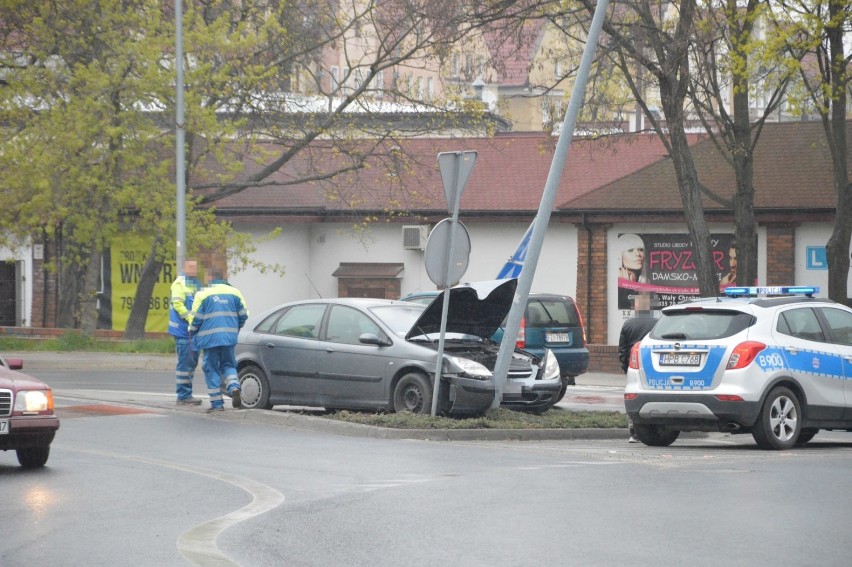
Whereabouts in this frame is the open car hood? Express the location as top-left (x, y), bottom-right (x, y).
top-left (405, 279), bottom-right (517, 340)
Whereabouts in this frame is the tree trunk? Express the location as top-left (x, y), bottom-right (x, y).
top-left (731, 80), bottom-right (758, 288)
top-left (824, 1), bottom-right (850, 305)
top-left (660, 91), bottom-right (718, 297)
top-left (79, 247), bottom-right (102, 335)
top-left (124, 237), bottom-right (164, 340)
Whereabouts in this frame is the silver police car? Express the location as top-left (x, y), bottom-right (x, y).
top-left (624, 286), bottom-right (852, 449)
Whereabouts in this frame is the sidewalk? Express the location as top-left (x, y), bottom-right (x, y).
top-left (10, 351), bottom-right (175, 371)
top-left (13, 351), bottom-right (628, 385)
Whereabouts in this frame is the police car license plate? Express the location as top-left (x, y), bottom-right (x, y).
top-left (0, 419), bottom-right (8, 435)
top-left (660, 353), bottom-right (701, 366)
top-left (545, 332), bottom-right (571, 343)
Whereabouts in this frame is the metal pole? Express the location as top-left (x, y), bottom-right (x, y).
top-left (175, 0), bottom-right (186, 270)
top-left (431, 155), bottom-right (462, 417)
top-left (490, 0), bottom-right (610, 409)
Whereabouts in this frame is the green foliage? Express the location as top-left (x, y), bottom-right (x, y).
top-left (326, 408), bottom-right (627, 429)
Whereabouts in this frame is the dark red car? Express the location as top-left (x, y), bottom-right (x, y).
top-left (0, 354), bottom-right (60, 468)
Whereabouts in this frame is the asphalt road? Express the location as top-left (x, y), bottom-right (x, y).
top-left (4, 353), bottom-right (852, 566)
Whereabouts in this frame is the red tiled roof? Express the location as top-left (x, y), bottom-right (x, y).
top-left (561, 121), bottom-right (848, 211)
top-left (206, 132), bottom-right (694, 215)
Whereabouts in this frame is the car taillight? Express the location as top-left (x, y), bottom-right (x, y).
top-left (516, 317), bottom-right (526, 348)
top-left (577, 308), bottom-right (587, 344)
top-left (628, 342), bottom-right (641, 369)
top-left (726, 341), bottom-right (766, 370)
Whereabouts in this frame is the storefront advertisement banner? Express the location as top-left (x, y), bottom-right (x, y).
top-left (98, 234), bottom-right (176, 332)
top-left (617, 233), bottom-right (736, 309)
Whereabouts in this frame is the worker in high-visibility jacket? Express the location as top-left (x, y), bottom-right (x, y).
top-left (168, 259), bottom-right (201, 404)
top-left (189, 269), bottom-right (248, 411)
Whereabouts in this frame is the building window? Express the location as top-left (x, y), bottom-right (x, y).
top-left (330, 66), bottom-right (340, 90)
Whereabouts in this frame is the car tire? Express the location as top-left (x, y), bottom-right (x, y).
top-left (752, 386), bottom-right (801, 450)
top-left (393, 372), bottom-right (432, 415)
top-left (239, 365), bottom-right (273, 410)
top-left (795, 428), bottom-right (818, 445)
top-left (634, 424), bottom-right (680, 447)
top-left (554, 375), bottom-right (576, 403)
top-left (17, 446), bottom-right (50, 468)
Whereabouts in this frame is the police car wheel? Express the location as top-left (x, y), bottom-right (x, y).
top-left (752, 386), bottom-right (801, 450)
top-left (634, 424), bottom-right (680, 447)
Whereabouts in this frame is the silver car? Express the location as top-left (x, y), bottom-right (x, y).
top-left (235, 279), bottom-right (562, 415)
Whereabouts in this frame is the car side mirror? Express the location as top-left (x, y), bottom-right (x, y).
top-left (359, 333), bottom-right (391, 347)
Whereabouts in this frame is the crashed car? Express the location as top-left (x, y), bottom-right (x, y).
top-left (235, 279), bottom-right (562, 415)
top-left (1, 354), bottom-right (60, 468)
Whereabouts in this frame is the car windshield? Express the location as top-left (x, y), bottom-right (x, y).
top-left (370, 304), bottom-right (426, 336)
top-left (371, 304), bottom-right (485, 342)
top-left (650, 309), bottom-right (754, 341)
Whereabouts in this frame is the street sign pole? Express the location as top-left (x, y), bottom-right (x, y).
top-left (430, 151), bottom-right (477, 416)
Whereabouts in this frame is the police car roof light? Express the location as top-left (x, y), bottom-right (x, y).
top-left (723, 286), bottom-right (820, 298)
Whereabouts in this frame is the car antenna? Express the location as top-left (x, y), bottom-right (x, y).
top-left (306, 273), bottom-right (323, 298)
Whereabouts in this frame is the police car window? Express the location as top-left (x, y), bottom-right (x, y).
top-left (819, 307), bottom-right (852, 347)
top-left (273, 304), bottom-right (326, 338)
top-left (777, 308), bottom-right (824, 342)
top-left (651, 310), bottom-right (752, 340)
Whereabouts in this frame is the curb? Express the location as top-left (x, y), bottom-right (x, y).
top-left (56, 392), bottom-right (630, 441)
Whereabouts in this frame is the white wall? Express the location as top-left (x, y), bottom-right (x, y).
top-left (794, 224), bottom-right (852, 297)
top-left (227, 219), bottom-right (579, 316)
top-left (228, 223), bottom-right (312, 315)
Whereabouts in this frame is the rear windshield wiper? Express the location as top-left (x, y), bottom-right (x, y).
top-left (660, 332), bottom-right (687, 339)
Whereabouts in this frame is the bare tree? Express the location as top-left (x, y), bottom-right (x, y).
top-left (576, 0), bottom-right (719, 297)
top-left (771, 0), bottom-right (851, 304)
top-left (688, 0), bottom-right (796, 289)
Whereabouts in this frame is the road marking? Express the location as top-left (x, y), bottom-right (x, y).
top-left (72, 448), bottom-right (285, 566)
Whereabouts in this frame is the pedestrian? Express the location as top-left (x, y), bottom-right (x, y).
top-left (189, 268), bottom-right (248, 412)
top-left (618, 292), bottom-right (657, 443)
top-left (169, 259), bottom-right (202, 405)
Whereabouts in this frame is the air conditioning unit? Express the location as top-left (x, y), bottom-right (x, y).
top-left (402, 225), bottom-right (429, 251)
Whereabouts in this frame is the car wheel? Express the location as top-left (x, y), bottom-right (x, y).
top-left (752, 386), bottom-right (801, 450)
top-left (634, 424), bottom-right (680, 447)
top-left (555, 377), bottom-right (575, 404)
top-left (393, 372), bottom-right (432, 414)
top-left (17, 446), bottom-right (50, 468)
top-left (795, 428), bottom-right (818, 445)
top-left (239, 365), bottom-right (273, 410)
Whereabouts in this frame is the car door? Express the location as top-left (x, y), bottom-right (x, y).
top-left (815, 306), bottom-right (852, 420)
top-left (775, 306), bottom-right (846, 420)
top-left (317, 304), bottom-right (390, 406)
top-left (259, 303), bottom-right (327, 402)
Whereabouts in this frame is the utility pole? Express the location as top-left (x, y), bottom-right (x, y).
top-left (175, 0), bottom-right (186, 269)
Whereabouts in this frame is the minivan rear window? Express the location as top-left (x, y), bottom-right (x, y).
top-left (526, 298), bottom-right (580, 327)
top-left (651, 309), bottom-right (754, 341)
